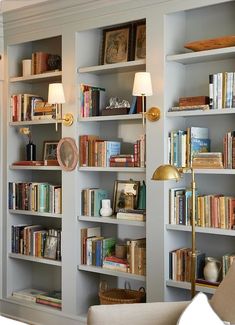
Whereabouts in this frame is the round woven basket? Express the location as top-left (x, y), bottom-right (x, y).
top-left (99, 287), bottom-right (146, 305)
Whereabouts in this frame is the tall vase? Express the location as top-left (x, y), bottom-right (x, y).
top-left (26, 141), bottom-right (36, 161)
top-left (100, 199), bottom-right (113, 217)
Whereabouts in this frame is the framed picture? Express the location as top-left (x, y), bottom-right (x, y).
top-left (56, 137), bottom-right (78, 171)
top-left (43, 236), bottom-right (58, 260)
top-left (113, 180), bottom-right (140, 213)
top-left (134, 22), bottom-right (146, 60)
top-left (43, 141), bottom-right (59, 161)
top-left (102, 24), bottom-right (131, 65)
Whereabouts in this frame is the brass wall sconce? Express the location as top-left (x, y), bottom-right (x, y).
top-left (132, 72), bottom-right (160, 125)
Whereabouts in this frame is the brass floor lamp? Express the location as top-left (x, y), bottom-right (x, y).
top-left (152, 164), bottom-right (197, 298)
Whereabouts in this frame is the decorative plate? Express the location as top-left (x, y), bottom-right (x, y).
top-left (184, 35), bottom-right (235, 52)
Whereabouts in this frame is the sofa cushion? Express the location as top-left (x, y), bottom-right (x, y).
top-left (177, 292), bottom-right (224, 325)
top-left (211, 261), bottom-right (235, 324)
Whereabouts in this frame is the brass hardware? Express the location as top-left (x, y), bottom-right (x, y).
top-left (61, 113), bottom-right (74, 127)
top-left (145, 107), bottom-right (161, 122)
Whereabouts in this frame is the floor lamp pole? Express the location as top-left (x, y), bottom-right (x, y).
top-left (191, 168), bottom-right (196, 298)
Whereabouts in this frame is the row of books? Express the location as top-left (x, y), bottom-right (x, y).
top-left (31, 51), bottom-right (61, 75)
top-left (168, 127), bottom-right (210, 168)
top-left (80, 227), bottom-right (146, 275)
top-left (11, 226), bottom-right (61, 261)
top-left (12, 288), bottom-right (61, 310)
top-left (10, 93), bottom-right (45, 122)
top-left (81, 188), bottom-right (108, 217)
top-left (9, 182), bottom-right (62, 214)
top-left (79, 135), bottom-right (146, 167)
top-left (80, 84), bottom-right (106, 117)
top-left (169, 247), bottom-right (205, 282)
top-left (209, 72), bottom-right (235, 110)
top-left (170, 187), bottom-right (235, 230)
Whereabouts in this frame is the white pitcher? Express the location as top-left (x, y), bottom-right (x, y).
top-left (203, 257), bottom-right (221, 282)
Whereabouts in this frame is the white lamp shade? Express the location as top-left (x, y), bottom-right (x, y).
top-left (48, 83), bottom-right (65, 104)
top-left (132, 72), bottom-right (153, 96)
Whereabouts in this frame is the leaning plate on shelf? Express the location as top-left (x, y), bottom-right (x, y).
top-left (184, 35), bottom-right (235, 51)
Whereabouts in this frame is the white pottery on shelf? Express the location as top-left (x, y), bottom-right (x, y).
top-left (100, 199), bottom-right (113, 217)
top-left (203, 257), bottom-right (222, 282)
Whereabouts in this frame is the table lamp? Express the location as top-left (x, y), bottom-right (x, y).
top-left (152, 164), bottom-right (197, 298)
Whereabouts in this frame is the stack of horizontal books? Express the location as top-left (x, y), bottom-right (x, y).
top-left (192, 152), bottom-right (223, 168)
top-left (36, 290), bottom-right (61, 310)
top-left (116, 209), bottom-right (146, 221)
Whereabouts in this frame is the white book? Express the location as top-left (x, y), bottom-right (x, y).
top-left (12, 288), bottom-right (48, 302)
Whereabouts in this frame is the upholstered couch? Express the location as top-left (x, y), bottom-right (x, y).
top-left (87, 262), bottom-right (235, 325)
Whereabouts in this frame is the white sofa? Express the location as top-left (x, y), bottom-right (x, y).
top-left (87, 262), bottom-right (235, 325)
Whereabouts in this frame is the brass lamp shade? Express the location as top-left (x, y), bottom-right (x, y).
top-left (151, 164), bottom-right (181, 181)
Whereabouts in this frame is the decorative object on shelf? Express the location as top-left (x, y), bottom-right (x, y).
top-left (100, 199), bottom-right (113, 217)
top-left (102, 24), bottom-right (131, 65)
top-left (22, 59), bottom-right (32, 76)
top-left (48, 83), bottom-right (74, 131)
top-left (152, 164), bottom-right (197, 298)
top-left (132, 72), bottom-right (160, 125)
top-left (133, 21), bottom-right (146, 60)
top-left (57, 137), bottom-right (78, 171)
top-left (137, 180), bottom-right (146, 210)
top-left (43, 141), bottom-right (59, 162)
top-left (47, 54), bottom-right (61, 71)
top-left (19, 127), bottom-right (36, 161)
top-left (102, 97), bottom-right (130, 116)
top-left (113, 180), bottom-right (140, 213)
top-left (184, 35), bottom-right (235, 52)
top-left (43, 235), bottom-right (58, 260)
top-left (99, 281), bottom-right (145, 304)
top-left (203, 257), bottom-right (222, 283)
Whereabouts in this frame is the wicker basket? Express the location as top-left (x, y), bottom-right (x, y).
top-left (99, 282), bottom-right (146, 305)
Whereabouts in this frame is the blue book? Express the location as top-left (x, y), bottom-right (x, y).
top-left (106, 141), bottom-right (121, 167)
top-left (93, 189), bottom-right (108, 216)
top-left (129, 96), bottom-right (137, 114)
top-left (95, 238), bottom-right (103, 266)
top-left (190, 127), bottom-right (210, 162)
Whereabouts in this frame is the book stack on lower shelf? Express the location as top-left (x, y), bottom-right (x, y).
top-left (12, 288), bottom-right (62, 310)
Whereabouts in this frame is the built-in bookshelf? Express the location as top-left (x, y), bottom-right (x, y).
top-left (5, 34), bottom-right (63, 316)
top-left (2, 0), bottom-right (235, 324)
top-left (76, 19), bottom-right (147, 312)
top-left (162, 0), bottom-right (235, 302)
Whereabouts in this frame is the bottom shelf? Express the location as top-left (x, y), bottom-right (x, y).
top-left (166, 279), bottom-right (217, 294)
top-left (78, 264), bottom-right (146, 281)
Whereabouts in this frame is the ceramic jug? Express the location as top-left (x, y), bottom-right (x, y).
top-left (203, 257), bottom-right (221, 282)
top-left (100, 199), bottom-right (113, 217)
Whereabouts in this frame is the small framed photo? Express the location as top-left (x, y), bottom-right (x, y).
top-left (102, 24), bottom-right (132, 65)
top-left (134, 22), bottom-right (146, 60)
top-left (43, 236), bottom-right (58, 260)
top-left (113, 180), bottom-right (140, 213)
top-left (43, 141), bottom-right (59, 161)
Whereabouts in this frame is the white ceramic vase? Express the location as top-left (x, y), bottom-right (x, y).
top-left (100, 199), bottom-right (113, 217)
top-left (203, 257), bottom-right (221, 282)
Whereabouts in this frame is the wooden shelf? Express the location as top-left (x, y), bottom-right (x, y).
top-left (166, 107), bottom-right (235, 117)
top-left (166, 280), bottom-right (216, 294)
top-left (166, 224), bottom-right (235, 236)
top-left (78, 167), bottom-right (145, 172)
top-left (78, 264), bottom-right (146, 281)
top-left (9, 70), bottom-right (62, 83)
top-left (9, 209), bottom-right (62, 218)
top-left (9, 253), bottom-right (62, 266)
top-left (79, 114), bottom-right (142, 122)
top-left (78, 59), bottom-right (145, 75)
top-left (167, 46), bottom-right (235, 64)
top-left (78, 215), bottom-right (146, 227)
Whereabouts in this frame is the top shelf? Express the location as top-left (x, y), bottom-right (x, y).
top-left (167, 46), bottom-right (235, 65)
top-left (78, 59), bottom-right (146, 75)
top-left (9, 70), bottom-right (62, 83)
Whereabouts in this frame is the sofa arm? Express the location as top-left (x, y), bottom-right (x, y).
top-left (87, 301), bottom-right (189, 325)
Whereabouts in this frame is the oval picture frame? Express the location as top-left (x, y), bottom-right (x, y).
top-left (57, 137), bottom-right (78, 171)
